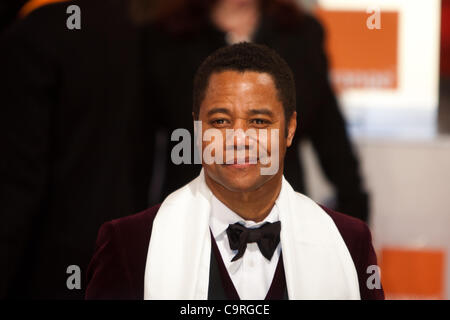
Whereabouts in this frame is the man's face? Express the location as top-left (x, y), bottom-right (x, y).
top-left (197, 70), bottom-right (296, 192)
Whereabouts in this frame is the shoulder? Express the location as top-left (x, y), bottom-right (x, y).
top-left (319, 205), bottom-right (370, 245)
top-left (265, 13), bottom-right (327, 75)
top-left (104, 204), bottom-right (161, 236)
top-left (318, 205), bottom-right (384, 300)
top-left (299, 13), bottom-right (325, 38)
top-left (273, 13), bottom-right (325, 43)
top-left (318, 204), bottom-right (372, 264)
top-left (97, 203), bottom-right (162, 259)
top-left (85, 204), bottom-right (161, 299)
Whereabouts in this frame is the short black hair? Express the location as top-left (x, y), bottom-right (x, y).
top-left (193, 42), bottom-right (296, 124)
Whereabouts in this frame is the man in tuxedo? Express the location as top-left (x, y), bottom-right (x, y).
top-left (86, 43), bottom-right (384, 300)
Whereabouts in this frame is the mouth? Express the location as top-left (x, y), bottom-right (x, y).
top-left (223, 157), bottom-right (259, 168)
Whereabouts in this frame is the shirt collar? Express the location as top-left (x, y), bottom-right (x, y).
top-left (209, 193), bottom-right (280, 239)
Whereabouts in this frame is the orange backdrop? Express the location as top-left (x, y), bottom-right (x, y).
top-left (316, 9), bottom-right (399, 91)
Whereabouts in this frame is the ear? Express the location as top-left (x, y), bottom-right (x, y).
top-left (286, 111), bottom-right (297, 148)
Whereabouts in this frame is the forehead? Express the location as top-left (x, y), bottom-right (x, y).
top-left (200, 70), bottom-right (281, 112)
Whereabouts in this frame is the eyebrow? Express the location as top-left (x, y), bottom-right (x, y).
top-left (248, 108), bottom-right (274, 117)
top-left (206, 107), bottom-right (275, 117)
top-left (207, 107), bottom-right (231, 117)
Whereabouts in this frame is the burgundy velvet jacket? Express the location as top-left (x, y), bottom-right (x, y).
top-left (85, 204), bottom-right (384, 300)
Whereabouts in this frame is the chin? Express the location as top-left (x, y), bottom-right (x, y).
top-left (220, 178), bottom-right (265, 193)
top-left (207, 164), bottom-right (273, 193)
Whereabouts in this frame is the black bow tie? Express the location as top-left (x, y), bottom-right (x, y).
top-left (226, 221), bottom-right (281, 262)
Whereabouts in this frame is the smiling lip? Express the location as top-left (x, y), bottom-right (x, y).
top-left (224, 158), bottom-right (258, 168)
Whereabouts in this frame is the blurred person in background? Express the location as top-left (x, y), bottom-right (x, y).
top-left (0, 0), bottom-right (156, 299)
top-left (140, 0), bottom-right (370, 221)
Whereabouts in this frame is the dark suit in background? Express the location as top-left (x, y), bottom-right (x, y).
top-left (0, 0), bottom-right (155, 299)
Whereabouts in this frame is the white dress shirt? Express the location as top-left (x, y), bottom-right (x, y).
top-left (209, 194), bottom-right (282, 300)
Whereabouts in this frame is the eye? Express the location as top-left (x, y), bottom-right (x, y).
top-left (251, 118), bottom-right (270, 125)
top-left (210, 118), bottom-right (230, 126)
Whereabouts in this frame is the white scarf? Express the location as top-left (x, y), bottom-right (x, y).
top-left (144, 169), bottom-right (360, 299)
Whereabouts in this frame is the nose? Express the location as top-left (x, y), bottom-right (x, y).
top-left (232, 118), bottom-right (248, 132)
top-left (225, 119), bottom-right (248, 150)
top-left (234, 126), bottom-right (247, 148)
top-left (224, 120), bottom-right (260, 156)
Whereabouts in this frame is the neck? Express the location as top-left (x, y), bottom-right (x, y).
top-left (205, 172), bottom-right (283, 223)
top-left (210, 0), bottom-right (260, 42)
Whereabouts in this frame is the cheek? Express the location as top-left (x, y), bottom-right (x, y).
top-left (201, 128), bottom-right (227, 165)
top-left (260, 128), bottom-right (285, 154)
